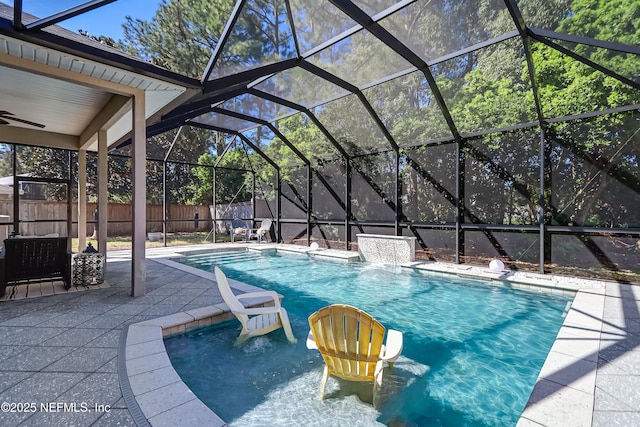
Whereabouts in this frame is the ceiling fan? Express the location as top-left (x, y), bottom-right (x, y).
top-left (0, 111), bottom-right (45, 128)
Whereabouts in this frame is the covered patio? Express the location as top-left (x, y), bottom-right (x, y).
top-left (0, 1), bottom-right (200, 295)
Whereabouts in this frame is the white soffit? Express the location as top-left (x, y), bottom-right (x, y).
top-left (0, 64), bottom-right (112, 134)
top-left (0, 33), bottom-right (186, 147)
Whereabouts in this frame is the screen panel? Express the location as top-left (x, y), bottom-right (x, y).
top-left (350, 0), bottom-right (401, 17)
top-left (217, 134), bottom-right (263, 172)
top-left (463, 230), bottom-right (540, 270)
top-left (277, 113), bottom-right (342, 162)
top-left (218, 93), bottom-right (297, 122)
top-left (350, 153), bottom-right (397, 222)
top-left (255, 169), bottom-right (277, 222)
top-left (289, 0), bottom-right (357, 54)
top-left (244, 125), bottom-right (303, 168)
top-left (215, 166), bottom-right (252, 206)
top-left (314, 94), bottom-right (391, 156)
top-left (379, 0), bottom-right (515, 64)
top-left (167, 126), bottom-right (231, 165)
top-left (548, 111), bottom-right (640, 229)
top-left (550, 41), bottom-right (640, 85)
top-left (107, 155), bottom-right (132, 204)
top-left (281, 165), bottom-right (308, 220)
top-left (165, 162), bottom-right (204, 207)
top-left (312, 159), bottom-right (346, 221)
top-left (548, 233), bottom-right (640, 282)
top-left (146, 128), bottom-right (178, 162)
top-left (363, 70), bottom-right (453, 146)
top-left (208, 0), bottom-right (297, 80)
top-left (306, 29), bottom-right (412, 89)
top-left (518, 0), bottom-right (637, 46)
top-left (254, 67), bottom-right (350, 109)
top-left (16, 146), bottom-right (69, 180)
top-left (311, 223), bottom-right (346, 249)
top-left (146, 159), bottom-right (163, 205)
top-left (17, 182), bottom-right (69, 237)
top-left (402, 143), bottom-right (457, 223)
top-left (431, 38), bottom-right (537, 135)
top-left (0, 144), bottom-right (14, 223)
top-left (532, 41), bottom-right (640, 120)
top-left (465, 129), bottom-right (541, 225)
top-left (402, 228), bottom-right (457, 263)
top-left (281, 222), bottom-right (307, 244)
top-left (191, 111), bottom-right (259, 133)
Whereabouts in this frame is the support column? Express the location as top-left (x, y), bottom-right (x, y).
top-left (97, 130), bottom-right (108, 256)
top-left (162, 160), bottom-right (167, 245)
top-left (131, 93), bottom-right (146, 296)
top-left (345, 158), bottom-right (351, 251)
top-left (306, 163), bottom-right (311, 246)
top-left (456, 140), bottom-right (465, 264)
top-left (77, 150), bottom-right (87, 251)
top-left (395, 150), bottom-right (401, 236)
top-left (540, 127), bottom-right (549, 274)
top-left (251, 172), bottom-right (256, 226)
top-left (212, 166), bottom-right (217, 243)
top-left (276, 168), bottom-right (281, 243)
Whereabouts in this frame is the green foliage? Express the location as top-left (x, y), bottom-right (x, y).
top-left (191, 148), bottom-right (253, 206)
top-left (68, 0), bottom-right (640, 235)
top-left (528, 0), bottom-right (640, 228)
top-left (122, 0), bottom-right (234, 77)
top-left (270, 114), bottom-right (340, 162)
top-left (0, 144), bottom-right (12, 179)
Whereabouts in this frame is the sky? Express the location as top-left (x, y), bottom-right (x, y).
top-left (7, 0), bottom-right (161, 40)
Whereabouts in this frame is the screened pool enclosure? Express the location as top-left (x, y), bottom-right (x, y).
top-left (3, 1), bottom-right (640, 282)
top-left (133, 0), bottom-right (639, 281)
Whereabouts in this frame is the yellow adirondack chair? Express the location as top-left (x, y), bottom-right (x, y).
top-left (306, 304), bottom-right (403, 403)
top-left (214, 266), bottom-right (296, 345)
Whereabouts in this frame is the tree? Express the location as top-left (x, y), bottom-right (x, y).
top-left (530, 0), bottom-right (640, 227)
top-left (116, 0), bottom-right (639, 232)
top-left (122, 0), bottom-right (233, 77)
top-left (120, 0), bottom-right (294, 205)
top-left (192, 145), bottom-right (254, 206)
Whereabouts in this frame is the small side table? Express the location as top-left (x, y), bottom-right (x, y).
top-left (72, 253), bottom-right (105, 286)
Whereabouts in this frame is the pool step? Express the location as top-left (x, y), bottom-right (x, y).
top-left (187, 251), bottom-right (251, 262)
top-left (185, 251), bottom-right (261, 267)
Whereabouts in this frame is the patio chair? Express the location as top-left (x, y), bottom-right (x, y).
top-left (230, 218), bottom-right (247, 242)
top-left (214, 266), bottom-right (296, 345)
top-left (249, 218), bottom-right (272, 243)
top-left (306, 304), bottom-right (403, 404)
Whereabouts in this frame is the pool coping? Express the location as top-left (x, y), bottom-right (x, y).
top-left (121, 244), bottom-right (610, 426)
top-left (120, 258), bottom-right (283, 427)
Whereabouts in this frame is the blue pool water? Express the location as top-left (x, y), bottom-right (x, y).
top-left (165, 250), bottom-right (571, 426)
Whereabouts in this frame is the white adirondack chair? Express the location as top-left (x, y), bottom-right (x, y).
top-left (214, 266), bottom-right (296, 345)
top-left (250, 218), bottom-right (272, 243)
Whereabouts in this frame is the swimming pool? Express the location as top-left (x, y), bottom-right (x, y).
top-left (165, 250), bottom-right (572, 426)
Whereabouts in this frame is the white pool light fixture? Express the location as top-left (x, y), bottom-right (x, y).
top-left (489, 259), bottom-right (505, 272)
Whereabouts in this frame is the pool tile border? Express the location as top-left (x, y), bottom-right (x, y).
top-left (121, 305), bottom-right (231, 427)
top-left (518, 287), bottom-right (605, 426)
top-left (121, 287), bottom-right (280, 427)
top-left (120, 244), bottom-right (613, 427)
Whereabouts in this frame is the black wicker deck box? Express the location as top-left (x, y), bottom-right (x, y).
top-left (0, 237), bottom-right (71, 298)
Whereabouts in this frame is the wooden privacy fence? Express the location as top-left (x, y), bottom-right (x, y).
top-left (0, 201), bottom-right (214, 237)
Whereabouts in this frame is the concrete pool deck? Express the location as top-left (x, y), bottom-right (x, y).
top-left (0, 243), bottom-right (638, 426)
